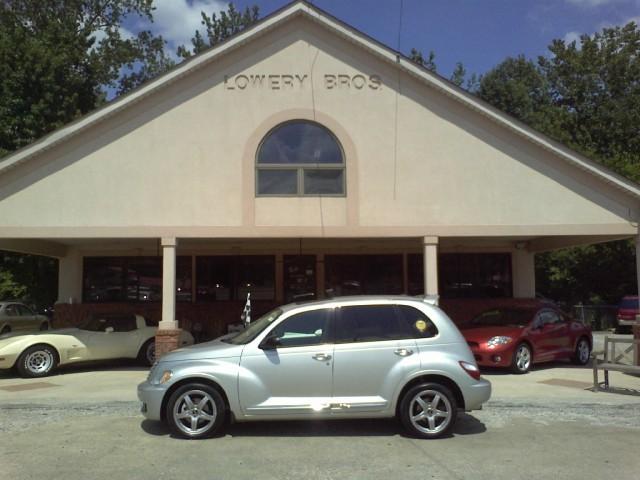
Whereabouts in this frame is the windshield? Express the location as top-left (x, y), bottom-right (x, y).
top-left (469, 309), bottom-right (532, 328)
top-left (221, 308), bottom-right (283, 345)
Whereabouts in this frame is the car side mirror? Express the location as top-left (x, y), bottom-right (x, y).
top-left (259, 334), bottom-right (281, 350)
top-left (105, 326), bottom-right (114, 333)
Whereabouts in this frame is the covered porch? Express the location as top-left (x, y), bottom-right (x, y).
top-left (2, 232), bottom-right (636, 341)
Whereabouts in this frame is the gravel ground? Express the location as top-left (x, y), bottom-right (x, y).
top-left (2, 398), bottom-right (639, 434)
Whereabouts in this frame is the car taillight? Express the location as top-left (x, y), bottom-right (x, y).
top-left (459, 360), bottom-right (481, 380)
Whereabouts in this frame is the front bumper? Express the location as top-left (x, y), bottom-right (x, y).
top-left (464, 378), bottom-right (492, 411)
top-left (469, 344), bottom-right (516, 368)
top-left (137, 381), bottom-right (168, 421)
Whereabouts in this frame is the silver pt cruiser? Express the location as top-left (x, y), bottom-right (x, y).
top-left (138, 296), bottom-right (491, 439)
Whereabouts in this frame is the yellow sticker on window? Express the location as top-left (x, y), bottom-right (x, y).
top-left (415, 320), bottom-right (427, 332)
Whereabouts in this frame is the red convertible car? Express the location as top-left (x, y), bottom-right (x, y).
top-left (460, 305), bottom-right (592, 374)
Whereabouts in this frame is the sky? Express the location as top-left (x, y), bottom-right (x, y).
top-left (131, 0), bottom-right (640, 79)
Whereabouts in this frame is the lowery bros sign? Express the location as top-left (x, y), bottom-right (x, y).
top-left (224, 73), bottom-right (382, 90)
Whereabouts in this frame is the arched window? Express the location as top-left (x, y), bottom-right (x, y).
top-left (256, 121), bottom-right (345, 196)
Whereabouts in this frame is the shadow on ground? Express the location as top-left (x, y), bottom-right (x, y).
top-left (141, 413), bottom-right (486, 439)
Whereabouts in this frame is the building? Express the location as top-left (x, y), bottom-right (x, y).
top-left (1, 1), bottom-right (638, 348)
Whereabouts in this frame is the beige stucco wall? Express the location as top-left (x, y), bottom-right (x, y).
top-left (0, 17), bottom-right (637, 238)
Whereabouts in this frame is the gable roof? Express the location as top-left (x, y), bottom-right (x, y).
top-left (1, 0), bottom-right (639, 202)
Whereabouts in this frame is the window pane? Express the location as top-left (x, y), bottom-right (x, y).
top-left (407, 254), bottom-right (424, 296)
top-left (257, 169), bottom-right (298, 195)
top-left (397, 305), bottom-right (438, 338)
top-left (83, 257), bottom-right (126, 302)
top-left (127, 257), bottom-right (162, 302)
top-left (439, 253), bottom-right (512, 299)
top-left (176, 256), bottom-right (193, 303)
top-left (284, 255), bottom-right (316, 303)
top-left (269, 309), bottom-right (329, 347)
top-left (196, 256), bottom-right (233, 302)
top-left (325, 255), bottom-right (403, 296)
top-left (303, 169), bottom-right (344, 195)
top-left (335, 305), bottom-right (407, 343)
top-left (236, 256), bottom-right (275, 301)
top-left (258, 122), bottom-right (343, 164)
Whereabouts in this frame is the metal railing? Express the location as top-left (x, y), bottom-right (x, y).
top-left (572, 304), bottom-right (618, 331)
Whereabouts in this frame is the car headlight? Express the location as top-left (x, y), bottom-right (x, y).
top-left (487, 336), bottom-right (513, 347)
top-left (149, 367), bottom-right (173, 385)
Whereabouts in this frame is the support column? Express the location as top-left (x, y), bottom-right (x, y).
top-left (156, 237), bottom-right (181, 359)
top-left (423, 237), bottom-right (439, 300)
top-left (512, 248), bottom-right (536, 298)
top-left (57, 249), bottom-right (82, 304)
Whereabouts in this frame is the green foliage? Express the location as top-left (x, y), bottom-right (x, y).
top-left (477, 22), bottom-right (640, 305)
top-left (0, 0), bottom-right (173, 157)
top-left (0, 268), bottom-right (27, 300)
top-left (449, 62), bottom-right (466, 87)
top-left (0, 252), bottom-right (58, 310)
top-left (177, 2), bottom-right (259, 59)
top-left (409, 48), bottom-right (436, 72)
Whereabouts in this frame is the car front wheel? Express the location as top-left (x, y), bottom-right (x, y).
top-left (16, 344), bottom-right (58, 378)
top-left (166, 383), bottom-right (226, 439)
top-left (511, 343), bottom-right (532, 374)
top-left (399, 382), bottom-right (457, 439)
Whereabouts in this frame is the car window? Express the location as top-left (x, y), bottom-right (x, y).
top-left (268, 309), bottom-right (330, 348)
top-left (536, 310), bottom-right (562, 327)
top-left (110, 315), bottom-right (137, 332)
top-left (17, 305), bottom-right (33, 316)
top-left (4, 305), bottom-right (18, 316)
top-left (335, 305), bottom-right (409, 343)
top-left (397, 305), bottom-right (438, 338)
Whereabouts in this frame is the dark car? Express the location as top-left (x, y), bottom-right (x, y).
top-left (616, 296), bottom-right (638, 333)
top-left (460, 305), bottom-right (592, 374)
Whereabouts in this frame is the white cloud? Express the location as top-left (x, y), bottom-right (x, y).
top-left (563, 31), bottom-right (582, 44)
top-left (148, 0), bottom-right (226, 51)
top-left (566, 0), bottom-right (626, 6)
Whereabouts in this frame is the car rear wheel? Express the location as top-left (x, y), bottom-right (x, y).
top-left (39, 322), bottom-right (49, 331)
top-left (138, 339), bottom-right (156, 366)
top-left (399, 382), bottom-right (457, 439)
top-left (16, 344), bottom-right (58, 378)
top-left (511, 343), bottom-right (532, 374)
top-left (166, 383), bottom-right (226, 439)
top-left (572, 337), bottom-right (591, 365)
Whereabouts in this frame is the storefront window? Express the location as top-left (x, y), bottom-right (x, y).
top-left (196, 255), bottom-right (275, 302)
top-left (83, 256), bottom-right (192, 303)
top-left (439, 253), bottom-right (512, 298)
top-left (325, 255), bottom-right (403, 296)
top-left (256, 121), bottom-right (345, 196)
top-left (283, 255), bottom-right (316, 302)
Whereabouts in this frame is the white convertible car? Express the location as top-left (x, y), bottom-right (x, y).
top-left (0, 313), bottom-right (194, 378)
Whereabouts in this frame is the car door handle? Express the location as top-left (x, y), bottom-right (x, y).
top-left (312, 353), bottom-right (332, 361)
top-left (394, 348), bottom-right (414, 357)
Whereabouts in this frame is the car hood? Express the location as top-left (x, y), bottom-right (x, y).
top-left (158, 338), bottom-right (244, 363)
top-left (460, 326), bottom-right (525, 343)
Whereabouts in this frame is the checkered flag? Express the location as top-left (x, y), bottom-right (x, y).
top-left (241, 293), bottom-right (251, 326)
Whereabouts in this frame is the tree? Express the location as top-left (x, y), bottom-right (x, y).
top-left (177, 3), bottom-right (259, 59)
top-left (0, 268), bottom-right (26, 301)
top-left (0, 0), bottom-right (173, 157)
top-left (449, 62), bottom-right (467, 87)
top-left (477, 22), bottom-right (640, 305)
top-left (0, 252), bottom-right (58, 310)
top-left (409, 48), bottom-right (436, 72)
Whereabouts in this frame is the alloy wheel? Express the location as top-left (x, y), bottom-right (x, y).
top-left (577, 339), bottom-right (590, 364)
top-left (408, 389), bottom-right (452, 435)
top-left (172, 389), bottom-right (218, 437)
top-left (515, 344), bottom-right (531, 372)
